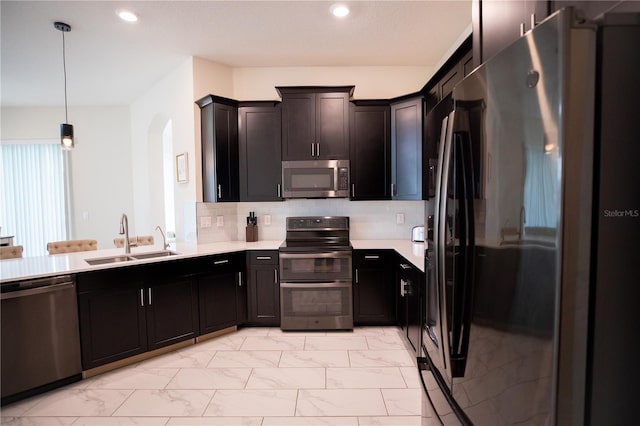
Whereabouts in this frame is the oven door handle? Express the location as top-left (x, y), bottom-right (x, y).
top-left (279, 252), bottom-right (352, 259)
top-left (280, 282), bottom-right (352, 289)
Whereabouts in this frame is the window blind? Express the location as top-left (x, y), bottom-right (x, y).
top-left (0, 142), bottom-right (68, 257)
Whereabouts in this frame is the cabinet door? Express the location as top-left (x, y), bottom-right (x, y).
top-left (391, 97), bottom-right (423, 200)
top-left (145, 277), bottom-right (199, 351)
top-left (239, 104), bottom-right (283, 201)
top-left (78, 284), bottom-right (147, 370)
top-left (349, 104), bottom-right (391, 200)
top-left (214, 103), bottom-right (239, 201)
top-left (198, 270), bottom-right (238, 335)
top-left (396, 259), bottom-right (423, 353)
top-left (200, 100), bottom-right (239, 202)
top-left (353, 251), bottom-right (395, 325)
top-left (247, 251), bottom-right (280, 326)
top-left (281, 93), bottom-right (315, 160)
top-left (473, 0), bottom-right (549, 66)
top-left (316, 92), bottom-right (350, 159)
top-left (248, 267), bottom-right (280, 326)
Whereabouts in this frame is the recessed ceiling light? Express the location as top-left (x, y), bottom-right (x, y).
top-left (330, 4), bottom-right (350, 18)
top-left (117, 9), bottom-right (138, 23)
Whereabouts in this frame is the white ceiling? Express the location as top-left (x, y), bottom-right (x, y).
top-left (1, 0), bottom-right (472, 107)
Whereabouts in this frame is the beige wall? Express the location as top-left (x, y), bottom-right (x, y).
top-left (1, 106), bottom-right (134, 250)
top-left (231, 66), bottom-right (434, 100)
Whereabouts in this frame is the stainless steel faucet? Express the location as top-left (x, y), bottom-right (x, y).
top-left (155, 225), bottom-right (169, 250)
top-left (119, 213), bottom-right (131, 254)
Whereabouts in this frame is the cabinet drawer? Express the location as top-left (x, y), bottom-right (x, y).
top-left (353, 250), bottom-right (394, 268)
top-left (248, 250), bottom-right (278, 265)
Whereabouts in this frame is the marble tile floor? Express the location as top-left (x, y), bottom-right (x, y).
top-left (0, 327), bottom-right (430, 426)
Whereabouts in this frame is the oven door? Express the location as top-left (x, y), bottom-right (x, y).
top-left (279, 251), bottom-right (352, 282)
top-left (280, 282), bottom-right (353, 330)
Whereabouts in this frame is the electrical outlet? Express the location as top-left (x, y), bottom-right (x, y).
top-left (200, 216), bottom-right (212, 228)
top-left (264, 214), bottom-right (271, 226)
top-left (216, 215), bottom-right (224, 227)
top-left (396, 213), bottom-right (405, 225)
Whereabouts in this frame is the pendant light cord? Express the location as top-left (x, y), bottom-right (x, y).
top-left (62, 30), bottom-right (68, 124)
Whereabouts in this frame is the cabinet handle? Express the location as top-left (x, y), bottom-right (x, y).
top-left (274, 269), bottom-right (278, 284)
top-left (257, 256), bottom-right (272, 260)
top-left (355, 269), bottom-right (359, 284)
top-left (530, 13), bottom-right (536, 30)
top-left (148, 288), bottom-right (152, 306)
top-left (400, 263), bottom-right (411, 270)
top-left (520, 22), bottom-right (525, 37)
top-left (351, 184), bottom-right (355, 198)
top-left (277, 183), bottom-right (281, 198)
top-left (364, 255), bottom-right (380, 260)
top-left (217, 184), bottom-right (222, 199)
top-left (140, 289), bottom-right (144, 307)
top-left (316, 143), bottom-right (320, 157)
top-left (391, 183), bottom-right (396, 196)
top-left (311, 143), bottom-right (315, 157)
top-left (400, 279), bottom-right (407, 297)
top-left (214, 259), bottom-right (229, 265)
top-left (238, 271), bottom-right (243, 287)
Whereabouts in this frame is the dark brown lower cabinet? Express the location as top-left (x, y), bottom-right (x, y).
top-left (247, 251), bottom-right (280, 326)
top-left (78, 281), bottom-right (147, 370)
top-left (145, 277), bottom-right (199, 351)
top-left (353, 250), bottom-right (395, 325)
top-left (396, 256), bottom-right (424, 354)
top-left (197, 253), bottom-right (246, 335)
top-left (77, 266), bottom-right (198, 370)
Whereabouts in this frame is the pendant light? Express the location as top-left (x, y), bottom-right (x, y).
top-left (55, 21), bottom-right (74, 150)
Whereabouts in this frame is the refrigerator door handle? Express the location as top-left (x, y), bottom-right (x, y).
top-left (433, 112), bottom-right (454, 375)
top-left (448, 118), bottom-right (475, 378)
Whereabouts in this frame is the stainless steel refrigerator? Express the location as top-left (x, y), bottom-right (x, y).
top-left (420, 8), bottom-right (640, 425)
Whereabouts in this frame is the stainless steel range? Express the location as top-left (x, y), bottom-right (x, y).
top-left (279, 216), bottom-right (353, 331)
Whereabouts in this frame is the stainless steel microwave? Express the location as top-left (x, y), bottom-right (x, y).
top-left (281, 160), bottom-right (350, 198)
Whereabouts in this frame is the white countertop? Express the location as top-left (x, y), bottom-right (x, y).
top-left (0, 239), bottom-right (425, 283)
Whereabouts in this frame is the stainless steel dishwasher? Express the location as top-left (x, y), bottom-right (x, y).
top-left (1, 275), bottom-right (82, 404)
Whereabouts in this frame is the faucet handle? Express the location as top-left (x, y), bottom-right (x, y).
top-left (130, 237), bottom-right (139, 247)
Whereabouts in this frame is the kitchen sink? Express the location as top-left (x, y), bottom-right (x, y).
top-left (85, 250), bottom-right (178, 265)
top-left (85, 255), bottom-right (135, 265)
top-left (130, 250), bottom-right (179, 260)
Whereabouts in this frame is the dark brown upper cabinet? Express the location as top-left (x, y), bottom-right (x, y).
top-left (277, 86), bottom-right (354, 160)
top-left (349, 100), bottom-right (391, 200)
top-left (390, 95), bottom-right (424, 201)
top-left (473, 0), bottom-right (550, 67)
top-left (196, 95), bottom-right (239, 203)
top-left (238, 101), bottom-right (283, 201)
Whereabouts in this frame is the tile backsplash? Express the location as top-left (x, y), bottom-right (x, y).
top-left (196, 199), bottom-right (426, 243)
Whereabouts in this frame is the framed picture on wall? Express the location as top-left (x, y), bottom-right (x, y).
top-left (176, 152), bottom-right (188, 183)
